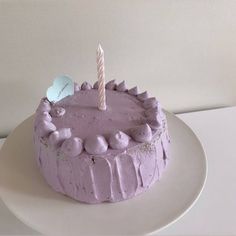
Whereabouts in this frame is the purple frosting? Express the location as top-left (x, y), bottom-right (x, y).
top-left (105, 80), bottom-right (116, 90)
top-left (61, 137), bottom-right (83, 157)
top-left (84, 135), bottom-right (108, 154)
top-left (36, 120), bottom-right (56, 137)
top-left (34, 81), bottom-right (170, 204)
top-left (137, 91), bottom-right (148, 101)
top-left (35, 111), bottom-right (52, 123)
top-left (81, 82), bottom-right (92, 90)
top-left (116, 81), bottom-right (127, 92)
top-left (36, 98), bottom-right (51, 112)
top-left (49, 128), bottom-right (72, 148)
top-left (130, 124), bottom-right (152, 142)
top-left (93, 81), bottom-right (99, 89)
top-left (74, 83), bottom-right (80, 92)
top-left (108, 131), bottom-right (130, 150)
top-left (128, 86), bottom-right (138, 96)
top-left (143, 97), bottom-right (158, 109)
top-left (50, 106), bottom-right (66, 117)
top-left (144, 106), bottom-right (160, 117)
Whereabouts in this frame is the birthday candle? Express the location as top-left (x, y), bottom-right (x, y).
top-left (97, 44), bottom-right (106, 111)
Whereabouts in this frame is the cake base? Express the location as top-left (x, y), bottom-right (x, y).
top-left (0, 112), bottom-right (207, 236)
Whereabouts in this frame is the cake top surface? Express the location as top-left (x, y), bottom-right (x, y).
top-left (35, 80), bottom-right (165, 155)
top-left (53, 89), bottom-right (145, 139)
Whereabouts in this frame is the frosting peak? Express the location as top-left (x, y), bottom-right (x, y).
top-left (130, 124), bottom-right (152, 143)
top-left (108, 131), bottom-right (130, 150)
top-left (81, 82), bottom-right (92, 90)
top-left (105, 80), bottom-right (116, 90)
top-left (61, 137), bottom-right (83, 157)
top-left (37, 98), bottom-right (51, 112)
top-left (84, 135), bottom-right (108, 154)
top-left (74, 83), bottom-right (80, 92)
top-left (143, 97), bottom-right (158, 109)
top-left (116, 81), bottom-right (127, 92)
top-left (128, 86), bottom-right (138, 96)
top-left (36, 120), bottom-right (56, 137)
top-left (49, 128), bottom-right (72, 148)
top-left (137, 91), bottom-right (148, 101)
top-left (93, 81), bottom-right (99, 89)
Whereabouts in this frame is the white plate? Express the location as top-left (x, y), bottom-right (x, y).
top-left (0, 112), bottom-right (207, 236)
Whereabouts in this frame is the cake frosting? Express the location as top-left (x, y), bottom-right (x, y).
top-left (33, 80), bottom-right (170, 204)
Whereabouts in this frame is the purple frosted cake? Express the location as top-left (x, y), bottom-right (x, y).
top-left (33, 80), bottom-right (170, 204)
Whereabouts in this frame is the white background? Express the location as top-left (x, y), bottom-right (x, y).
top-left (1, 0), bottom-right (236, 135)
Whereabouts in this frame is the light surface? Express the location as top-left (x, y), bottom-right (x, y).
top-left (159, 107), bottom-right (236, 235)
top-left (0, 112), bottom-right (207, 236)
top-left (0, 139), bottom-right (39, 235)
top-left (1, 0), bottom-right (236, 135)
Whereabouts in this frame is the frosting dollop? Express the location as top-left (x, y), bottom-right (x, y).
top-left (116, 81), bottom-right (127, 92)
top-left (128, 86), bottom-right (138, 96)
top-left (48, 128), bottom-right (72, 148)
top-left (137, 91), bottom-right (148, 101)
top-left (143, 97), bottom-right (158, 109)
top-left (130, 124), bottom-right (152, 143)
top-left (35, 111), bottom-right (52, 123)
top-left (61, 137), bottom-right (83, 157)
top-left (93, 81), bottom-right (99, 89)
top-left (37, 98), bottom-right (51, 112)
top-left (50, 106), bottom-right (66, 117)
top-left (81, 82), bottom-right (92, 90)
top-left (36, 120), bottom-right (56, 137)
top-left (74, 83), bottom-right (80, 92)
top-left (105, 80), bottom-right (116, 90)
top-left (108, 131), bottom-right (130, 150)
top-left (144, 106), bottom-right (160, 117)
top-left (84, 135), bottom-right (108, 154)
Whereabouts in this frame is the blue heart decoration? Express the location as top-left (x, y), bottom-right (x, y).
top-left (46, 75), bottom-right (74, 102)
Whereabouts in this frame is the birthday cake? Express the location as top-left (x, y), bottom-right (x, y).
top-left (33, 46), bottom-right (170, 204)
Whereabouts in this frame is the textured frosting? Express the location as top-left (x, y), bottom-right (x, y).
top-left (105, 79), bottom-right (116, 90)
top-left (84, 135), bottom-right (108, 154)
top-left (137, 91), bottom-right (148, 101)
top-left (130, 124), bottom-right (152, 142)
top-left (108, 131), bottom-right (130, 150)
top-left (50, 106), bottom-right (66, 117)
top-left (128, 86), bottom-right (138, 96)
top-left (34, 80), bottom-right (170, 204)
top-left (61, 137), bottom-right (83, 157)
top-left (81, 82), bottom-right (92, 90)
top-left (116, 81), bottom-right (127, 92)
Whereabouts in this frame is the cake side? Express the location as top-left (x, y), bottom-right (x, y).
top-left (33, 80), bottom-right (170, 203)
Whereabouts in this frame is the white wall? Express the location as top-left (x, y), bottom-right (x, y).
top-left (1, 0), bottom-right (236, 136)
